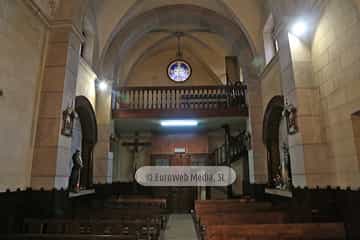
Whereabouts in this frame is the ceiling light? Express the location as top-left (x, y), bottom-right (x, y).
top-left (291, 20), bottom-right (307, 37)
top-left (98, 81), bottom-right (108, 91)
top-left (160, 120), bottom-right (198, 127)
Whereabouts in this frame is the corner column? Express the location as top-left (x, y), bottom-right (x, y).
top-left (243, 65), bottom-right (268, 185)
top-left (94, 85), bottom-right (113, 183)
top-left (31, 26), bottom-right (82, 189)
top-left (276, 26), bottom-right (334, 187)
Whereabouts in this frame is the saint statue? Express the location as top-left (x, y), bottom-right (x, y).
top-left (68, 150), bottom-right (83, 192)
top-left (281, 143), bottom-right (292, 190)
top-left (272, 143), bottom-right (292, 190)
top-left (283, 101), bottom-right (298, 134)
top-left (61, 105), bottom-right (75, 137)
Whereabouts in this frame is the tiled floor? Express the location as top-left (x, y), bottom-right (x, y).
top-left (163, 214), bottom-right (198, 240)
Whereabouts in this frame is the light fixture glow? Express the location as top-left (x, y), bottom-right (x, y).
top-left (291, 20), bottom-right (307, 36)
top-left (160, 120), bottom-right (198, 127)
top-left (98, 81), bottom-right (108, 91)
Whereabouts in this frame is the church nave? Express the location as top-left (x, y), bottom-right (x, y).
top-left (1, 0), bottom-right (360, 239)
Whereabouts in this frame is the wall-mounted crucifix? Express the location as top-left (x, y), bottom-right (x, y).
top-left (122, 132), bottom-right (151, 192)
top-left (122, 132), bottom-right (151, 153)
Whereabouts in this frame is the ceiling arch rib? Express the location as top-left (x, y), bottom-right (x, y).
top-left (126, 47), bottom-right (222, 87)
top-left (119, 32), bottom-right (227, 86)
top-left (96, 0), bottom-right (260, 58)
top-left (100, 4), bottom-right (255, 85)
top-left (40, 0), bottom-right (264, 75)
top-left (124, 36), bottom-right (225, 86)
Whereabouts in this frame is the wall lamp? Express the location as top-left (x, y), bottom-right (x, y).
top-left (291, 20), bottom-right (307, 37)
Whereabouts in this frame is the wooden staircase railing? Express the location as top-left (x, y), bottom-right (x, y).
top-left (210, 131), bottom-right (249, 166)
top-left (112, 85), bottom-right (247, 112)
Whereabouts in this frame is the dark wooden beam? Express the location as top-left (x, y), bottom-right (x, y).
top-left (112, 107), bottom-right (248, 119)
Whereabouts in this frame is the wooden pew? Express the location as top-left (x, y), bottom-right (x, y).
top-left (197, 211), bottom-right (288, 239)
top-left (22, 219), bottom-right (160, 240)
top-left (204, 223), bottom-right (346, 240)
top-left (75, 207), bottom-right (169, 218)
top-left (108, 197), bottom-right (167, 209)
top-left (195, 199), bottom-right (272, 207)
top-left (199, 211), bottom-right (287, 226)
top-left (12, 197), bottom-right (168, 240)
top-left (195, 199), bottom-right (255, 205)
top-left (195, 201), bottom-right (274, 216)
top-left (194, 200), bottom-right (278, 239)
top-left (74, 207), bottom-right (169, 229)
top-left (2, 234), bottom-right (137, 239)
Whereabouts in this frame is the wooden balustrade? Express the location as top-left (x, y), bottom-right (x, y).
top-left (211, 131), bottom-right (249, 166)
top-left (112, 85), bottom-right (247, 115)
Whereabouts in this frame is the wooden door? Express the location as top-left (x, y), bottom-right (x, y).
top-left (169, 187), bottom-right (196, 213)
top-left (171, 153), bottom-right (191, 166)
top-left (168, 154), bottom-right (195, 213)
top-left (80, 141), bottom-right (94, 189)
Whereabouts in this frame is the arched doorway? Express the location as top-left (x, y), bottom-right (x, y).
top-left (263, 96), bottom-right (292, 190)
top-left (73, 96), bottom-right (97, 189)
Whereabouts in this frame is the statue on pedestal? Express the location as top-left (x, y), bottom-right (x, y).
top-left (68, 150), bottom-right (83, 192)
top-left (273, 143), bottom-right (292, 190)
top-left (281, 143), bottom-right (292, 190)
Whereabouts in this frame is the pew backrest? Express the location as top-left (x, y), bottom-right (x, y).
top-left (23, 219), bottom-right (161, 239)
top-left (199, 211), bottom-right (287, 226)
top-left (108, 197), bottom-right (167, 209)
top-left (205, 223), bottom-right (346, 240)
top-left (2, 234), bottom-right (137, 239)
top-left (195, 202), bottom-right (274, 215)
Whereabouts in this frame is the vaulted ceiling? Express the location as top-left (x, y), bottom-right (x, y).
top-left (96, 0), bottom-right (265, 85)
top-left (34, 0), bottom-right (267, 85)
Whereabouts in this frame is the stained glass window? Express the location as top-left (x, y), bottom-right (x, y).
top-left (167, 60), bottom-right (191, 82)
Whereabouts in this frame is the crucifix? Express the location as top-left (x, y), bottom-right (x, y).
top-left (122, 132), bottom-right (151, 182)
top-left (122, 132), bottom-right (151, 153)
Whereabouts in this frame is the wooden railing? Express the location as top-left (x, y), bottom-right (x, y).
top-left (211, 131), bottom-right (249, 165)
top-left (112, 85), bottom-right (247, 112)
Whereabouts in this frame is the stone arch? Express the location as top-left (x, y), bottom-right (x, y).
top-left (75, 96), bottom-right (98, 188)
top-left (263, 96), bottom-right (284, 146)
top-left (99, 4), bottom-right (255, 83)
top-left (262, 95), bottom-right (291, 189)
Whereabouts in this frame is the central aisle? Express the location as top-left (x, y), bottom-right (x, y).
top-left (164, 214), bottom-right (198, 240)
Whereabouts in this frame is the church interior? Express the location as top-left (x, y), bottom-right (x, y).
top-left (1, 0), bottom-right (360, 239)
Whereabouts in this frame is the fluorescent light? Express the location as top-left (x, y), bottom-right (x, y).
top-left (98, 81), bottom-right (108, 91)
top-left (160, 120), bottom-right (198, 127)
top-left (291, 20), bottom-right (307, 37)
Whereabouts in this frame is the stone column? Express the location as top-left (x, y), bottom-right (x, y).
top-left (94, 86), bottom-right (112, 183)
top-left (276, 27), bottom-right (334, 187)
top-left (243, 66), bottom-right (268, 184)
top-left (31, 26), bottom-right (82, 189)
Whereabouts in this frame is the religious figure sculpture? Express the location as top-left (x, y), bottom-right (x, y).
top-left (281, 143), bottom-right (292, 190)
top-left (272, 143), bottom-right (292, 190)
top-left (68, 150), bottom-right (83, 192)
top-left (241, 130), bottom-right (252, 150)
top-left (273, 172), bottom-right (283, 189)
top-left (283, 101), bottom-right (298, 135)
top-left (61, 104), bottom-right (75, 137)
